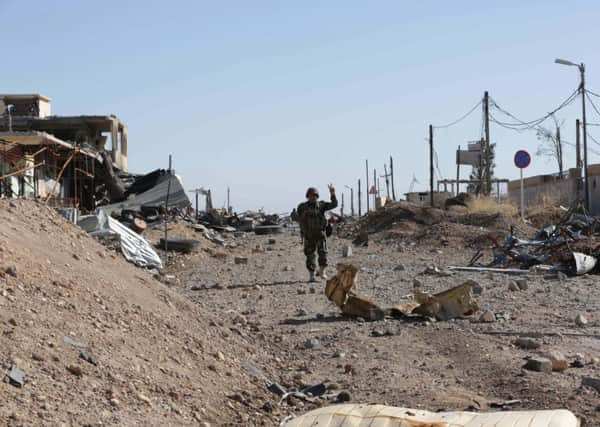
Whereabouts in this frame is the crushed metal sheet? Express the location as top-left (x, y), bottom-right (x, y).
top-left (281, 403), bottom-right (579, 427)
top-left (325, 264), bottom-right (383, 321)
top-left (413, 283), bottom-right (479, 321)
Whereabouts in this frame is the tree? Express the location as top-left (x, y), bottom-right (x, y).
top-left (467, 141), bottom-right (496, 195)
top-left (536, 115), bottom-right (564, 178)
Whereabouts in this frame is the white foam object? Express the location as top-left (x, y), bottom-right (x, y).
top-left (282, 404), bottom-right (579, 427)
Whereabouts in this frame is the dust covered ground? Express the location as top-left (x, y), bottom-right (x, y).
top-left (2, 199), bottom-right (600, 426)
top-left (169, 212), bottom-right (600, 426)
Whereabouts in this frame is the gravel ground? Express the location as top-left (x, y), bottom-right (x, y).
top-left (172, 225), bottom-right (600, 425)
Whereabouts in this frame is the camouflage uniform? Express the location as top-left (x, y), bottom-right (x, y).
top-left (295, 195), bottom-right (337, 272)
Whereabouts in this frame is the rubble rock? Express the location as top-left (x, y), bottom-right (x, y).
top-left (515, 279), bottom-right (529, 291)
top-left (304, 338), bottom-right (321, 350)
top-left (508, 282), bottom-right (520, 292)
top-left (412, 278), bottom-right (423, 288)
top-left (335, 390), bottom-right (352, 403)
top-left (575, 313), bottom-right (588, 327)
top-left (394, 264), bottom-right (406, 272)
top-left (479, 310), bottom-right (496, 323)
top-left (513, 338), bottom-right (540, 350)
top-left (523, 357), bottom-right (553, 373)
top-left (5, 265), bottom-right (17, 277)
top-left (342, 245), bottom-right (353, 258)
top-left (234, 257), bottom-right (248, 265)
top-left (542, 350), bottom-right (569, 372)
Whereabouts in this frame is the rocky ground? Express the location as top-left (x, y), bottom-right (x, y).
top-left (2, 199), bottom-right (600, 426)
top-left (168, 215), bottom-right (600, 426)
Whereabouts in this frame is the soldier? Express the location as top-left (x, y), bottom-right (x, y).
top-left (293, 185), bottom-right (337, 282)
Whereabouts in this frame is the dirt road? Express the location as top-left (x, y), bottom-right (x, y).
top-left (172, 226), bottom-right (600, 425)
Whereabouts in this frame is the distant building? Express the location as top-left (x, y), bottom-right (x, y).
top-left (0, 94), bottom-right (129, 209)
top-left (404, 191), bottom-right (453, 208)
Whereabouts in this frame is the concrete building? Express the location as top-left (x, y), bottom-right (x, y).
top-left (404, 191), bottom-right (453, 208)
top-left (0, 94), bottom-right (130, 210)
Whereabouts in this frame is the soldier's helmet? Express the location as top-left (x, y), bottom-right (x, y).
top-left (305, 187), bottom-right (319, 198)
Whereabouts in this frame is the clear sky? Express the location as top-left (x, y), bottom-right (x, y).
top-left (2, 0), bottom-right (600, 213)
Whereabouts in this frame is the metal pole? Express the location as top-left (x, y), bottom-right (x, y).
top-left (383, 164), bottom-right (390, 200)
top-left (365, 160), bottom-right (370, 212)
top-left (581, 64), bottom-right (590, 211)
top-left (195, 191), bottom-right (199, 218)
top-left (227, 186), bottom-right (230, 213)
top-left (341, 192), bottom-right (345, 217)
top-left (358, 179), bottom-right (362, 216)
top-left (484, 91), bottom-right (491, 196)
top-left (520, 168), bottom-right (524, 221)
top-left (350, 187), bottom-right (354, 216)
top-left (390, 156), bottom-right (396, 201)
top-left (164, 154), bottom-right (172, 255)
top-left (576, 119), bottom-right (581, 170)
top-left (456, 145), bottom-right (460, 196)
top-left (429, 124), bottom-right (434, 207)
top-left (373, 168), bottom-right (377, 208)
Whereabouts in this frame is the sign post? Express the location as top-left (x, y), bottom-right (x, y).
top-left (514, 149), bottom-right (531, 221)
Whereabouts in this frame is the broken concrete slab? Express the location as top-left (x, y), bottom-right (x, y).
top-left (4, 367), bottom-right (25, 387)
top-left (523, 357), bottom-right (553, 373)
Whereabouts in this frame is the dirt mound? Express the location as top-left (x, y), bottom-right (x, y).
top-left (0, 200), bottom-right (279, 426)
top-left (342, 201), bottom-right (521, 247)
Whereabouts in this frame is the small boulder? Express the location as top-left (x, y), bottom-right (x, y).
top-left (523, 357), bottom-right (552, 373)
top-left (575, 314), bottom-right (589, 327)
top-left (541, 350), bottom-right (569, 372)
top-left (479, 310), bottom-right (495, 323)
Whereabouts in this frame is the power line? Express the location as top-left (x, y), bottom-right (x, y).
top-left (586, 88), bottom-right (600, 98)
top-left (490, 88), bottom-right (579, 130)
top-left (585, 91), bottom-right (600, 119)
top-left (433, 99), bottom-right (482, 129)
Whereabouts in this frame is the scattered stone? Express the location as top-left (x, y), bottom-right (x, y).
top-left (5, 265), bottom-right (17, 277)
top-left (515, 279), bottom-right (528, 291)
top-left (8, 318), bottom-right (17, 326)
top-left (261, 402), bottom-right (273, 413)
top-left (297, 289), bottom-right (307, 295)
top-left (582, 376), bottom-right (600, 393)
top-left (342, 245), bottom-right (353, 257)
top-left (542, 350), bottom-right (568, 372)
top-left (335, 390), bottom-right (352, 403)
top-left (216, 351), bottom-right (225, 361)
top-left (479, 310), bottom-right (495, 323)
top-left (253, 245), bottom-right (265, 253)
top-left (109, 398), bottom-right (120, 407)
top-left (66, 365), bottom-right (83, 377)
top-left (283, 266), bottom-right (294, 272)
top-left (304, 338), bottom-right (321, 350)
top-left (31, 353), bottom-right (45, 362)
top-left (309, 287), bottom-right (316, 294)
top-left (79, 351), bottom-right (97, 366)
top-left (268, 238), bottom-right (277, 245)
top-left (234, 256), bottom-right (248, 265)
top-left (233, 314), bottom-right (248, 326)
top-left (523, 357), bottom-right (552, 373)
top-left (4, 367), bottom-right (25, 387)
top-left (513, 338), bottom-right (540, 350)
top-left (557, 272), bottom-right (568, 281)
top-left (371, 329), bottom-right (385, 337)
top-left (394, 264), bottom-right (406, 272)
top-left (137, 393), bottom-right (152, 406)
top-left (332, 350), bottom-right (345, 358)
top-left (412, 278), bottom-right (423, 288)
top-left (575, 313), bottom-right (589, 327)
top-left (508, 281), bottom-right (520, 292)
top-left (296, 308), bottom-right (308, 317)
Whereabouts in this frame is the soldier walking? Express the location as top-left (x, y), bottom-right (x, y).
top-left (292, 185), bottom-right (337, 282)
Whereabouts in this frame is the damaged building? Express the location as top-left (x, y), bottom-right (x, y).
top-left (0, 94), bottom-right (189, 214)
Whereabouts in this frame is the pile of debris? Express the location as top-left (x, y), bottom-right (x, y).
top-left (197, 209), bottom-right (283, 235)
top-left (458, 204), bottom-right (600, 276)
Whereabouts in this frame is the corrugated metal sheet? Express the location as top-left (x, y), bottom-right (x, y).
top-left (282, 404), bottom-right (579, 427)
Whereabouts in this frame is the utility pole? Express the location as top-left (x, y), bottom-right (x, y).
top-left (365, 160), bottom-right (370, 212)
top-left (350, 187), bottom-right (354, 216)
top-left (580, 64), bottom-right (590, 211)
top-left (483, 91), bottom-right (491, 196)
top-left (390, 156), bottom-right (396, 201)
top-left (341, 193), bottom-right (345, 217)
top-left (373, 168), bottom-right (377, 209)
top-left (382, 164), bottom-right (391, 200)
top-left (357, 179), bottom-right (362, 216)
top-left (429, 124), bottom-right (434, 207)
top-left (557, 126), bottom-right (563, 179)
top-left (456, 145), bottom-right (460, 196)
top-left (227, 186), bottom-right (231, 213)
top-left (576, 119), bottom-right (581, 170)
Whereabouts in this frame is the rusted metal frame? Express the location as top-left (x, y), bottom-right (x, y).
top-left (44, 151), bottom-right (76, 204)
top-left (0, 162), bottom-right (45, 180)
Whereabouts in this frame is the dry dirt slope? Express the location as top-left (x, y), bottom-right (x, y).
top-left (0, 200), bottom-right (278, 426)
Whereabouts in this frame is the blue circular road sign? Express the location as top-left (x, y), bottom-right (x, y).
top-left (514, 150), bottom-right (531, 169)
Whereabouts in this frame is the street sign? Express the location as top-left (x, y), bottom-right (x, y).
top-left (514, 150), bottom-right (531, 169)
top-left (456, 150), bottom-right (481, 166)
top-left (468, 142), bottom-right (482, 152)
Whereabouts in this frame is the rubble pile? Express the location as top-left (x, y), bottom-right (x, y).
top-left (0, 199), bottom-right (282, 425)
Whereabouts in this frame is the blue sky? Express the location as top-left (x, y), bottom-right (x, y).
top-left (2, 0), bottom-right (600, 212)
